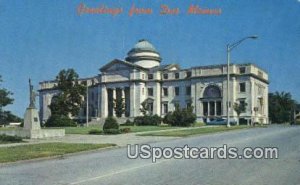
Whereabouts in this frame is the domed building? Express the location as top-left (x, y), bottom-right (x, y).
top-left (125, 39), bottom-right (161, 68)
top-left (39, 39), bottom-right (269, 124)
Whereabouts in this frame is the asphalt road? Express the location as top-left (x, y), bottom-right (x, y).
top-left (1, 125), bottom-right (300, 185)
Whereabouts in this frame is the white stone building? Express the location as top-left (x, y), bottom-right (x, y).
top-left (39, 39), bottom-right (269, 124)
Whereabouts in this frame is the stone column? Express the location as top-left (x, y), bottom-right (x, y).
top-left (207, 101), bottom-right (210, 117)
top-left (130, 83), bottom-right (136, 117)
top-left (101, 85), bottom-right (108, 117)
top-left (121, 88), bottom-right (125, 117)
top-left (112, 88), bottom-right (116, 117)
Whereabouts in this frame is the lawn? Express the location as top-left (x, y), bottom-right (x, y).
top-left (138, 125), bottom-right (253, 137)
top-left (63, 125), bottom-right (185, 134)
top-left (63, 125), bottom-right (100, 134)
top-left (0, 142), bottom-right (116, 163)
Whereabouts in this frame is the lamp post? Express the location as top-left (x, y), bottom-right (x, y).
top-left (86, 81), bottom-right (89, 127)
top-left (226, 35), bottom-right (258, 128)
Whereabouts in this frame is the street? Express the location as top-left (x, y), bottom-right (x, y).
top-left (1, 125), bottom-right (299, 185)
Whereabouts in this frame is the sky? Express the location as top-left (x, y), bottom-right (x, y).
top-left (0, 0), bottom-right (300, 117)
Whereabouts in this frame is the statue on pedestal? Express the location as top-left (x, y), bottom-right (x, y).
top-left (29, 79), bottom-right (38, 108)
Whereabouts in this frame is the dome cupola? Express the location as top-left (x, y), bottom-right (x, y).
top-left (125, 39), bottom-right (161, 68)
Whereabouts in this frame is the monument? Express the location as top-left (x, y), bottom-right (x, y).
top-left (0, 79), bottom-right (65, 139)
top-left (24, 79), bottom-right (41, 130)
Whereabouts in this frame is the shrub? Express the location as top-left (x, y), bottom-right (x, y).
top-left (122, 119), bottom-right (134, 126)
top-left (0, 134), bottom-right (23, 142)
top-left (134, 114), bottom-right (162, 126)
top-left (103, 117), bottom-right (119, 134)
top-left (45, 114), bottom-right (77, 127)
top-left (120, 127), bottom-right (131, 133)
top-left (103, 129), bottom-right (121, 135)
top-left (163, 105), bottom-right (196, 127)
top-left (88, 129), bottom-right (102, 135)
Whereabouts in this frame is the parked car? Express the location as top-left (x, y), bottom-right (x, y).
top-left (206, 118), bottom-right (237, 125)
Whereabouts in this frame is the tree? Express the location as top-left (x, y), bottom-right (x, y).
top-left (269, 91), bottom-right (295, 123)
top-left (0, 76), bottom-right (14, 125)
top-left (233, 102), bottom-right (247, 126)
top-left (163, 103), bottom-right (196, 127)
top-left (114, 97), bottom-right (125, 117)
top-left (0, 76), bottom-right (14, 111)
top-left (49, 69), bottom-right (85, 117)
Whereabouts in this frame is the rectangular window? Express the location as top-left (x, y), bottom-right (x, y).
top-left (142, 73), bottom-right (145, 79)
top-left (175, 87), bottom-right (180, 96)
top-left (186, 71), bottom-right (192, 78)
top-left (163, 73), bottom-right (168, 79)
top-left (239, 83), bottom-right (246, 93)
top-left (142, 88), bottom-right (145, 95)
top-left (239, 67), bottom-right (246, 74)
top-left (148, 88), bottom-right (153, 96)
top-left (148, 74), bottom-right (153, 80)
top-left (175, 73), bottom-right (179, 79)
top-left (186, 86), bottom-right (191, 95)
top-left (162, 103), bottom-right (168, 114)
top-left (163, 87), bottom-right (168, 96)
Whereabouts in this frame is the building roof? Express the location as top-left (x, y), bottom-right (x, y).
top-left (128, 39), bottom-right (158, 54)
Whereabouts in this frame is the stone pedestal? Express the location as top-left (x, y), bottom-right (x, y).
top-left (24, 107), bottom-right (41, 130)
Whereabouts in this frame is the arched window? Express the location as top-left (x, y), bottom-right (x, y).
top-left (202, 85), bottom-right (222, 117)
top-left (203, 85), bottom-right (221, 98)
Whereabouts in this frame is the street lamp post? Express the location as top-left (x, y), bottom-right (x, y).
top-left (226, 35), bottom-right (258, 128)
top-left (86, 82), bottom-right (89, 127)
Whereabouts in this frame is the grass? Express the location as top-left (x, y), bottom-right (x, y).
top-left (63, 125), bottom-right (100, 134)
top-left (138, 125), bottom-right (253, 137)
top-left (62, 125), bottom-right (183, 134)
top-left (0, 142), bottom-right (116, 163)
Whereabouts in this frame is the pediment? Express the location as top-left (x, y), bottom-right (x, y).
top-left (100, 59), bottom-right (147, 72)
top-left (100, 59), bottom-right (131, 72)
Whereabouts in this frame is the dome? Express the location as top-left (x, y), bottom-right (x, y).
top-left (129, 39), bottom-right (157, 53)
top-left (126, 39), bottom-right (161, 68)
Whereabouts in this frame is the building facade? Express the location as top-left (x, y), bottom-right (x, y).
top-left (39, 39), bottom-right (269, 124)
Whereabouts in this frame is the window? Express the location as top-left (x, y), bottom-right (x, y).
top-left (186, 86), bottom-right (191, 95)
top-left (148, 74), bottom-right (153, 80)
top-left (91, 92), bottom-right (94, 101)
top-left (142, 74), bottom-right (145, 79)
top-left (162, 103), bottom-right (168, 114)
top-left (175, 73), bottom-right (179, 79)
top-left (148, 102), bottom-right (153, 115)
top-left (239, 83), bottom-right (246, 92)
top-left (148, 88), bottom-right (153, 96)
top-left (142, 88), bottom-right (145, 95)
top-left (239, 67), bottom-right (246, 74)
top-left (163, 87), bottom-right (168, 96)
top-left (175, 87), bottom-right (180, 96)
top-left (186, 71), bottom-right (191, 78)
top-left (163, 73), bottom-right (168, 79)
